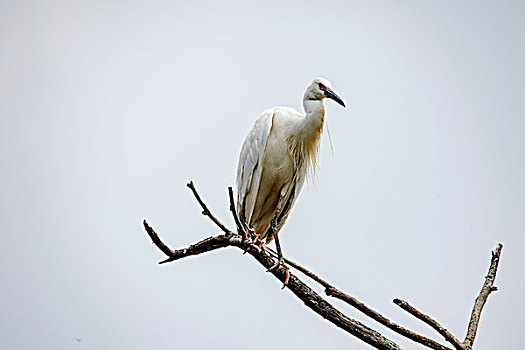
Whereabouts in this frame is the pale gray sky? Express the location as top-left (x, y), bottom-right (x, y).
top-left (1, 1), bottom-right (524, 349)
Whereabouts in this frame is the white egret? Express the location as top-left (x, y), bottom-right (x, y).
top-left (235, 77), bottom-right (345, 285)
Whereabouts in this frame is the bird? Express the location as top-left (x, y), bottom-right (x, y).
top-left (235, 77), bottom-right (345, 285)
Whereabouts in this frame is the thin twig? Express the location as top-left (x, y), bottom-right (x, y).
top-left (143, 220), bottom-right (175, 257)
top-left (187, 181), bottom-right (231, 234)
top-left (264, 247), bottom-right (451, 350)
top-left (227, 186), bottom-right (245, 237)
top-left (463, 243), bottom-right (503, 349)
top-left (393, 299), bottom-right (464, 350)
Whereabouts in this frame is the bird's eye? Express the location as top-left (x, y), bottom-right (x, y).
top-left (318, 83), bottom-right (327, 91)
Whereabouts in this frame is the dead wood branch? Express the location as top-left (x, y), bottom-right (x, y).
top-left (143, 181), bottom-right (503, 350)
top-left (391, 243), bottom-right (503, 350)
top-left (463, 243), bottom-right (503, 349)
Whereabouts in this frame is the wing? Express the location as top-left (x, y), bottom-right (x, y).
top-left (236, 109), bottom-right (274, 228)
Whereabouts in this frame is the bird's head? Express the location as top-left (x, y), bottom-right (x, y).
top-left (305, 77), bottom-right (345, 107)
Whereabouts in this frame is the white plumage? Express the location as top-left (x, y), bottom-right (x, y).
top-left (236, 78), bottom-right (345, 254)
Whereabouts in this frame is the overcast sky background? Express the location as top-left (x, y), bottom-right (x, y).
top-left (1, 1), bottom-right (524, 349)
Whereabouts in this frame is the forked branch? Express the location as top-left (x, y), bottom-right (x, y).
top-left (143, 181), bottom-right (503, 350)
top-left (392, 243), bottom-right (503, 350)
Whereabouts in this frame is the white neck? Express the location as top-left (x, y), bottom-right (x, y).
top-left (299, 99), bottom-right (325, 141)
top-left (285, 99), bottom-right (325, 174)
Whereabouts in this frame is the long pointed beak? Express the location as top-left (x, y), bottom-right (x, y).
top-left (324, 89), bottom-right (346, 107)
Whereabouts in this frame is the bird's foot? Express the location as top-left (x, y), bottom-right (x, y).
top-left (255, 236), bottom-right (264, 249)
top-left (243, 231), bottom-right (263, 254)
top-left (246, 227), bottom-right (256, 240)
top-left (250, 230), bottom-right (264, 249)
top-left (267, 258), bottom-right (290, 289)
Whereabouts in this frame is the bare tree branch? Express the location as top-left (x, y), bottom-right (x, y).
top-left (393, 299), bottom-right (464, 350)
top-left (390, 243), bottom-right (503, 350)
top-left (143, 182), bottom-right (504, 350)
top-left (463, 243), bottom-right (503, 349)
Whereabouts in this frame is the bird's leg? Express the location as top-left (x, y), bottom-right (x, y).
top-left (267, 228), bottom-right (290, 288)
top-left (266, 197), bottom-right (290, 288)
top-left (246, 225), bottom-right (256, 240)
top-left (246, 224), bottom-right (255, 238)
top-left (271, 217), bottom-right (284, 259)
